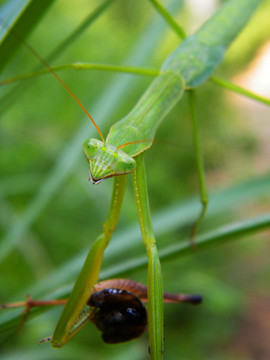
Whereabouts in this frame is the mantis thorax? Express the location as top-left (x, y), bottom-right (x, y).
top-left (83, 139), bottom-right (136, 184)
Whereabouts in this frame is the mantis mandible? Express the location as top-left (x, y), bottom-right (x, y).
top-left (0, 0), bottom-right (266, 358)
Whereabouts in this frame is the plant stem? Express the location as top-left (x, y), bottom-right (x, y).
top-left (0, 63), bottom-right (160, 85)
top-left (211, 76), bottom-right (270, 106)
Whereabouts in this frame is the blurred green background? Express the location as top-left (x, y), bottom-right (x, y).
top-left (0, 0), bottom-right (270, 359)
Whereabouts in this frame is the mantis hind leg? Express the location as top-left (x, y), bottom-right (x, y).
top-left (188, 90), bottom-right (208, 246)
top-left (148, 0), bottom-right (208, 247)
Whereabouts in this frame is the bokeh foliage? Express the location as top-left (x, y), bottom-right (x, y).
top-left (0, 0), bottom-right (270, 359)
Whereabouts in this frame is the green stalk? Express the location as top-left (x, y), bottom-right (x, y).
top-left (211, 76), bottom-right (270, 106)
top-left (148, 0), bottom-right (186, 40)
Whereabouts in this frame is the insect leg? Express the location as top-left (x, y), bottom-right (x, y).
top-left (132, 153), bottom-right (163, 360)
top-left (52, 175), bottom-right (127, 347)
top-left (188, 90), bottom-right (208, 246)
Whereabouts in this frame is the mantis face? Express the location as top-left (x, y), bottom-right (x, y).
top-left (83, 139), bottom-right (136, 184)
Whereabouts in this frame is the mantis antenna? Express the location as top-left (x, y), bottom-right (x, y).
top-left (116, 139), bottom-right (152, 150)
top-left (1, 19), bottom-right (105, 143)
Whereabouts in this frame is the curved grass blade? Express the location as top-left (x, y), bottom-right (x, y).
top-left (1, 208), bottom-right (269, 335)
top-left (0, 0), bottom-right (56, 72)
top-left (1, 171), bottom-right (269, 331)
top-left (0, 0), bottom-right (116, 114)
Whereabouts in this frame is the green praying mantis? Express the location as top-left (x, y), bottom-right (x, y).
top-left (0, 0), bottom-right (269, 359)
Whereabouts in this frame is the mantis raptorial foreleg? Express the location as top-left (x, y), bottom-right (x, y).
top-left (52, 175), bottom-right (127, 347)
top-left (132, 153), bottom-right (164, 359)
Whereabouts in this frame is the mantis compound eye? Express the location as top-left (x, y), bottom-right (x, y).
top-left (113, 155), bottom-right (136, 174)
top-left (88, 288), bottom-right (147, 344)
top-left (83, 138), bottom-right (101, 159)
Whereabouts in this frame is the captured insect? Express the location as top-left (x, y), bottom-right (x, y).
top-left (1, 279), bottom-right (202, 345)
top-left (88, 288), bottom-right (148, 344)
top-left (88, 279), bottom-right (202, 344)
top-left (1, 1), bottom-right (269, 359)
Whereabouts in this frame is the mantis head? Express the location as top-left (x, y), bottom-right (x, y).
top-left (83, 139), bottom-right (136, 184)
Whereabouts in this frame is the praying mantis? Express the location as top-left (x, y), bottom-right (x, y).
top-left (1, 0), bottom-right (270, 359)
